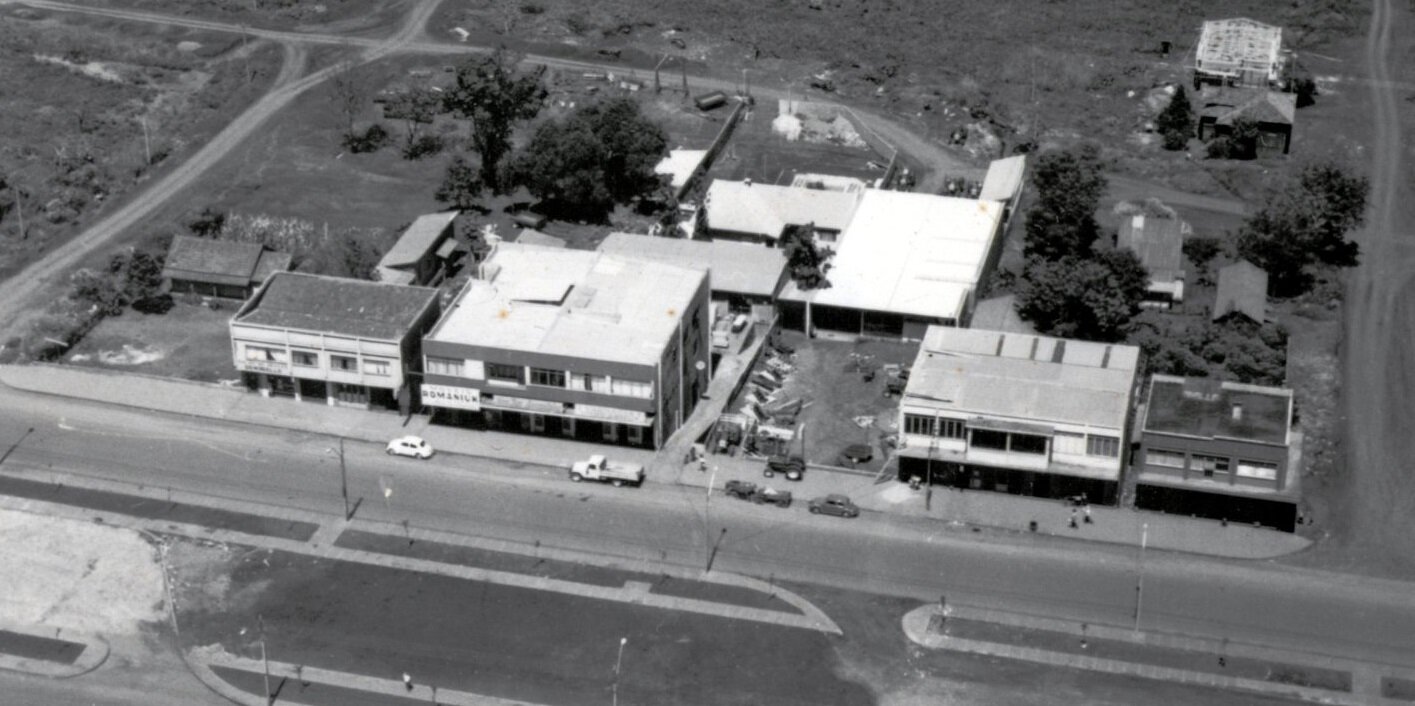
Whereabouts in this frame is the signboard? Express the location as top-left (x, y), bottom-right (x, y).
top-left (574, 403), bottom-right (649, 426)
top-left (239, 359), bottom-right (290, 376)
top-left (421, 384), bottom-right (481, 411)
top-left (482, 394), bottom-right (563, 416)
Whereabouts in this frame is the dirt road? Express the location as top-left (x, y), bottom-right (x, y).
top-left (1332, 0), bottom-right (1415, 574)
top-left (0, 0), bottom-right (441, 337)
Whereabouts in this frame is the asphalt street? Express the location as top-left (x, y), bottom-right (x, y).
top-left (2, 386), bottom-right (1414, 672)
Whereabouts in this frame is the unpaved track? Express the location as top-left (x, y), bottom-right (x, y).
top-left (0, 0), bottom-right (440, 336)
top-left (1336, 0), bottom-right (1415, 571)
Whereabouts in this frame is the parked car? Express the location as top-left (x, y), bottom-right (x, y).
top-left (386, 436), bottom-right (434, 459)
top-left (763, 455), bottom-right (806, 481)
top-left (725, 479), bottom-right (758, 500)
top-left (808, 494), bottom-right (860, 518)
top-left (723, 480), bottom-right (792, 507)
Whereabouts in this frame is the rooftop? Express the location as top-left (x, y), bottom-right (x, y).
top-left (1145, 374), bottom-right (1292, 445)
top-left (597, 232), bottom-right (786, 298)
top-left (514, 228), bottom-right (566, 248)
top-left (1199, 87), bottom-right (1297, 125)
top-left (978, 155), bottom-right (1027, 204)
top-left (1213, 260), bottom-right (1269, 322)
top-left (234, 272), bottom-right (438, 341)
top-left (780, 190), bottom-right (1004, 322)
top-left (703, 180), bottom-right (863, 240)
top-left (378, 211), bottom-right (458, 271)
top-left (1115, 200), bottom-right (1189, 283)
top-left (903, 326), bottom-right (1139, 430)
top-left (428, 243), bottom-right (706, 366)
top-left (1195, 18), bottom-right (1283, 78)
top-left (163, 235), bottom-right (267, 287)
top-left (654, 149), bottom-right (709, 190)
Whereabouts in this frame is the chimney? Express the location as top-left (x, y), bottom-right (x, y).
top-left (1231, 403), bottom-right (1243, 422)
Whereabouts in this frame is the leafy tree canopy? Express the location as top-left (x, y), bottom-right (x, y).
top-left (780, 222), bottom-right (831, 290)
top-left (1023, 144), bottom-right (1108, 260)
top-left (434, 156), bottom-right (485, 211)
top-left (442, 50), bottom-right (546, 192)
top-left (1155, 86), bottom-right (1194, 151)
top-left (1015, 248), bottom-right (1148, 342)
top-left (1235, 161), bottom-right (1368, 296)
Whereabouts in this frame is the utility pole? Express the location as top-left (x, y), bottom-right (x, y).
top-left (680, 60), bottom-right (688, 97)
top-left (9, 181), bottom-right (25, 240)
top-left (925, 437), bottom-right (935, 511)
top-left (137, 116), bottom-right (151, 166)
top-left (339, 436), bottom-right (350, 520)
top-left (258, 614), bottom-right (272, 706)
top-left (1134, 522), bottom-right (1148, 634)
top-left (612, 637), bottom-right (627, 706)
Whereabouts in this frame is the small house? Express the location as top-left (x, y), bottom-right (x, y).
top-left (376, 211), bottom-right (461, 287)
top-left (1197, 87), bottom-right (1296, 157)
top-left (1115, 199), bottom-right (1190, 308)
top-left (162, 235), bottom-right (291, 300)
top-left (1213, 260), bottom-right (1269, 323)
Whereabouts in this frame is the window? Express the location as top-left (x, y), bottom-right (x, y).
top-left (627, 425), bottom-right (644, 445)
top-left (1236, 460), bottom-right (1278, 481)
top-left (1086, 435), bottom-right (1120, 458)
top-left (1052, 431), bottom-right (1085, 455)
top-left (291, 350), bottom-right (318, 367)
top-left (610, 378), bottom-right (653, 399)
top-left (602, 422), bottom-right (619, 441)
top-left (528, 414), bottom-right (546, 433)
top-left (245, 346), bottom-right (286, 362)
top-left (364, 359), bottom-right (390, 376)
top-left (529, 368), bottom-right (566, 388)
top-left (970, 429), bottom-right (1009, 451)
top-left (487, 363), bottom-right (524, 385)
top-left (1146, 449), bottom-right (1187, 469)
top-left (571, 373), bottom-right (610, 392)
top-left (903, 414), bottom-right (934, 436)
top-left (1009, 433), bottom-right (1048, 455)
top-left (1191, 454), bottom-right (1230, 478)
top-left (426, 357), bottom-right (464, 377)
top-left (939, 418), bottom-right (966, 439)
top-left (331, 355), bottom-right (357, 372)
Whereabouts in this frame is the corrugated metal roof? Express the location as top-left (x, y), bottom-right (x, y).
top-left (1213, 260), bottom-right (1268, 322)
top-left (597, 232), bottom-right (787, 298)
top-left (379, 211), bottom-right (458, 269)
top-left (704, 180), bottom-right (862, 240)
top-left (1115, 204), bottom-right (1189, 283)
top-left (979, 155), bottom-right (1027, 203)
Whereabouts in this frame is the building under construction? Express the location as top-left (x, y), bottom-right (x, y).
top-left (1192, 18), bottom-right (1288, 89)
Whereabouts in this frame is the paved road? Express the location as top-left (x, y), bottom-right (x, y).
top-left (3, 387), bottom-right (1414, 671)
top-left (1335, 0), bottom-right (1415, 573)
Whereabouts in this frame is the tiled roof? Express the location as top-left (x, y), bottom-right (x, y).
top-left (1200, 88), bottom-right (1296, 125)
top-left (234, 272), bottom-right (438, 341)
top-left (162, 235), bottom-right (265, 287)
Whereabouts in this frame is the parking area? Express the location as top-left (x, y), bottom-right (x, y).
top-left (710, 329), bottom-right (917, 474)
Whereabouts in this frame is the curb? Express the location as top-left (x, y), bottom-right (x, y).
top-left (0, 622), bottom-right (109, 679)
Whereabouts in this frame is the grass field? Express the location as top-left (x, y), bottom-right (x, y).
top-left (0, 8), bottom-right (285, 280)
top-left (63, 300), bottom-right (237, 382)
top-left (83, 0), bottom-right (413, 36)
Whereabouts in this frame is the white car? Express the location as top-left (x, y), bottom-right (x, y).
top-left (386, 436), bottom-right (434, 459)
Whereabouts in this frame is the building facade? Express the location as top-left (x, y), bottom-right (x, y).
top-left (229, 272), bottom-right (441, 411)
top-left (896, 327), bottom-right (1140, 504)
top-left (1134, 375), bottom-right (1299, 531)
top-left (419, 243), bottom-right (711, 450)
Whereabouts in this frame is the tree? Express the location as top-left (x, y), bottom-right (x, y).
top-left (329, 60), bottom-right (369, 141)
top-left (123, 249), bottom-right (166, 303)
top-left (1155, 86), bottom-right (1194, 151)
top-left (506, 98), bottom-right (668, 220)
top-left (1023, 144), bottom-right (1108, 260)
top-left (188, 207), bottom-right (226, 238)
top-left (1235, 161), bottom-right (1368, 295)
top-left (442, 50), bottom-right (547, 192)
top-left (1127, 320), bottom-right (1209, 378)
top-left (69, 268), bottom-right (125, 316)
top-left (385, 88), bottom-right (443, 158)
top-left (780, 222), bottom-right (831, 290)
top-left (1182, 235), bottom-right (1223, 286)
top-left (434, 156), bottom-right (486, 210)
top-left (1291, 76), bottom-right (1318, 109)
top-left (1015, 248), bottom-right (1149, 342)
top-left (1229, 117), bottom-right (1259, 160)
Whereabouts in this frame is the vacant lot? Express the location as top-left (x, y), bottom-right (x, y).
top-left (64, 300), bottom-right (238, 382)
top-left (0, 8), bottom-right (284, 280)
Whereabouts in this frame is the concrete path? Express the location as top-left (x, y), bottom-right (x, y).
top-left (904, 603), bottom-right (1415, 705)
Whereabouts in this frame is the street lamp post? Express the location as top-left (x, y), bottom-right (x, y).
top-left (338, 437), bottom-right (350, 520)
top-left (704, 466), bottom-right (716, 571)
top-left (258, 614), bottom-right (272, 706)
top-left (1134, 522), bottom-right (1148, 634)
top-left (612, 637), bottom-right (628, 706)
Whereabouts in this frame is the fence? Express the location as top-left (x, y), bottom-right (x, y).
top-left (676, 99), bottom-right (750, 203)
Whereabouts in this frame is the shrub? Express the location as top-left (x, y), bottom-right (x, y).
top-left (519, 2), bottom-right (545, 14)
top-left (343, 123), bottom-right (390, 153)
top-left (402, 133), bottom-right (445, 160)
top-left (132, 293), bottom-right (175, 315)
top-left (1205, 136), bottom-right (1236, 160)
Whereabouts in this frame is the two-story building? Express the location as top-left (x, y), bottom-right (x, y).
top-left (1134, 375), bottom-right (1300, 531)
top-left (896, 327), bottom-right (1140, 504)
top-left (419, 242), bottom-right (711, 449)
top-left (229, 272), bottom-right (441, 411)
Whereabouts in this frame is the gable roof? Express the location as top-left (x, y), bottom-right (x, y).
top-left (1115, 201), bottom-right (1189, 283)
top-left (514, 228), bottom-right (567, 248)
top-left (1200, 87), bottom-right (1296, 125)
top-left (379, 211), bottom-right (459, 271)
top-left (162, 235), bottom-right (267, 287)
top-left (780, 190), bottom-right (1004, 323)
top-left (703, 180), bottom-right (863, 240)
top-left (234, 271), bottom-right (439, 341)
top-left (598, 232), bottom-right (787, 298)
top-left (250, 249), bottom-right (293, 286)
top-left (1213, 260), bottom-right (1269, 322)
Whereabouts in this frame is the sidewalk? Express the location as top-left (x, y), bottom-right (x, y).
top-left (2, 363), bottom-right (1311, 559)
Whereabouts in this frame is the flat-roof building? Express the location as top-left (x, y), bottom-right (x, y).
top-left (896, 326), bottom-right (1140, 504)
top-left (702, 179), bottom-right (863, 246)
top-left (1134, 375), bottom-right (1300, 531)
top-left (597, 232), bottom-right (787, 309)
top-left (419, 243), bottom-right (711, 449)
top-left (778, 190), bottom-right (1005, 339)
top-left (230, 272), bottom-right (441, 410)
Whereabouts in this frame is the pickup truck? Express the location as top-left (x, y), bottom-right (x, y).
top-left (723, 480), bottom-right (793, 508)
top-left (569, 454), bottom-right (645, 487)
